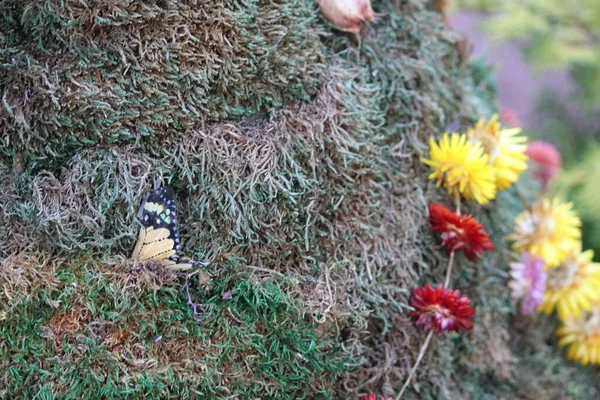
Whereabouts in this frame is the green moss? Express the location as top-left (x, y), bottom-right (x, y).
top-left (0, 256), bottom-right (350, 399)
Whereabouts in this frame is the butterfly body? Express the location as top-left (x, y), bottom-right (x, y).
top-left (131, 187), bottom-right (207, 271)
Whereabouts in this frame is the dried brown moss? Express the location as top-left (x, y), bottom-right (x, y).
top-left (0, 0), bottom-right (325, 169)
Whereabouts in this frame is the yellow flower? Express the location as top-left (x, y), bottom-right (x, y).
top-left (557, 303), bottom-right (600, 366)
top-left (421, 133), bottom-right (497, 205)
top-left (509, 198), bottom-right (581, 267)
top-left (466, 114), bottom-right (528, 190)
top-left (540, 246), bottom-right (600, 320)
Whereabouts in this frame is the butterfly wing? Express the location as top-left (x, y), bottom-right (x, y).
top-left (131, 187), bottom-right (207, 271)
top-left (131, 226), bottom-right (177, 262)
top-left (137, 187), bottom-right (181, 247)
top-left (160, 256), bottom-right (209, 271)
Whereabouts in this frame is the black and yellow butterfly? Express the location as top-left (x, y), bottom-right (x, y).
top-left (131, 187), bottom-right (207, 271)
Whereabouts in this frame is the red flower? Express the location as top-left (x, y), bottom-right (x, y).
top-left (409, 284), bottom-right (475, 334)
top-left (428, 203), bottom-right (494, 260)
top-left (359, 394), bottom-right (392, 400)
top-left (359, 395), bottom-right (377, 400)
top-left (525, 141), bottom-right (561, 191)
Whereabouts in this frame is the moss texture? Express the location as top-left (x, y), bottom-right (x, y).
top-left (0, 0), bottom-right (598, 398)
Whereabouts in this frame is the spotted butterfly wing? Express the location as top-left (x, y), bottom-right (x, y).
top-left (131, 187), bottom-right (207, 271)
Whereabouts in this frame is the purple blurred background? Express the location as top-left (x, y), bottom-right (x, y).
top-left (452, 11), bottom-right (574, 129)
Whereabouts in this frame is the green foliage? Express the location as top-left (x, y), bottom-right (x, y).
top-left (573, 63), bottom-right (600, 104)
top-left (459, 0), bottom-right (600, 105)
top-left (553, 144), bottom-right (600, 257)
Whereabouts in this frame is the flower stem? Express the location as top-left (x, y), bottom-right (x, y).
top-left (443, 250), bottom-right (455, 289)
top-left (444, 195), bottom-right (460, 288)
top-left (395, 330), bottom-right (434, 400)
top-left (397, 196), bottom-right (460, 399)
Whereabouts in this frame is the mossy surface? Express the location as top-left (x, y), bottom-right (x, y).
top-left (1, 0), bottom-right (598, 398)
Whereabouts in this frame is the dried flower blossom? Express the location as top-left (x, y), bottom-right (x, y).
top-left (466, 114), bottom-right (528, 191)
top-left (557, 302), bottom-right (600, 366)
top-left (409, 283), bottom-right (475, 335)
top-left (499, 108), bottom-right (521, 128)
top-left (525, 141), bottom-right (562, 190)
top-left (541, 246), bottom-right (600, 320)
top-left (421, 133), bottom-right (497, 204)
top-left (429, 203), bottom-right (494, 260)
top-left (508, 252), bottom-right (546, 315)
top-left (359, 393), bottom-right (392, 400)
top-left (318, 0), bottom-right (374, 34)
top-left (509, 198), bottom-right (581, 268)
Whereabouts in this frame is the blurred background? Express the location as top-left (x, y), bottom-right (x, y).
top-left (451, 0), bottom-right (600, 259)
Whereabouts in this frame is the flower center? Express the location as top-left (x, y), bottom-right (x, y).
top-left (469, 127), bottom-right (500, 161)
top-left (441, 225), bottom-right (465, 248)
top-left (519, 213), bottom-right (555, 243)
top-left (514, 276), bottom-right (533, 299)
top-left (574, 305), bottom-right (600, 337)
top-left (547, 259), bottom-right (578, 289)
top-left (425, 304), bottom-right (453, 327)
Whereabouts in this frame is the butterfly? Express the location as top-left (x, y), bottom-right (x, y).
top-left (131, 186), bottom-right (208, 271)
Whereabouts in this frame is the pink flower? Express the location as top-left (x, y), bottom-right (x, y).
top-left (499, 108), bottom-right (521, 128)
top-left (508, 252), bottom-right (546, 315)
top-left (525, 141), bottom-right (562, 191)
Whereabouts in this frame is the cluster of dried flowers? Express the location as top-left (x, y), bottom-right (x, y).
top-left (508, 191), bottom-right (600, 366)
top-left (421, 114), bottom-right (528, 205)
top-left (382, 115), bottom-right (529, 400)
top-left (495, 115), bottom-right (600, 367)
top-left (316, 0), bottom-right (597, 391)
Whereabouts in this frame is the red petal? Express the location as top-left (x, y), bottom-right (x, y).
top-left (409, 283), bottom-right (476, 334)
top-left (428, 203), bottom-right (494, 260)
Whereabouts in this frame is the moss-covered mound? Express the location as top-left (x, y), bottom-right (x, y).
top-left (1, 0), bottom-right (598, 398)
